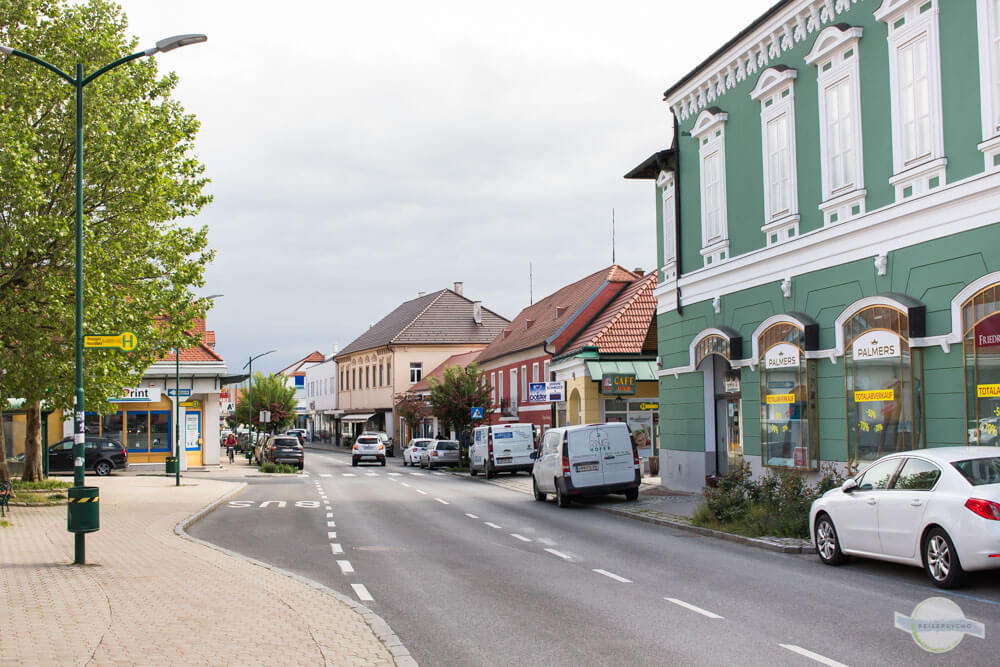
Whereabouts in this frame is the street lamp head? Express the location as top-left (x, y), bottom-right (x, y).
top-left (150, 34), bottom-right (207, 55)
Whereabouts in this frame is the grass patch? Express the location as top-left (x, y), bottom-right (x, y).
top-left (1, 520), bottom-right (10, 528)
top-left (8, 479), bottom-right (72, 504)
top-left (257, 462), bottom-right (300, 474)
top-left (13, 479), bottom-right (73, 491)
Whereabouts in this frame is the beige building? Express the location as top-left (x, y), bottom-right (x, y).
top-left (335, 283), bottom-right (509, 443)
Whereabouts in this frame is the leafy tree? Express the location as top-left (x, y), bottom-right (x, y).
top-left (427, 363), bottom-right (493, 447)
top-left (0, 0), bottom-right (213, 480)
top-left (234, 373), bottom-right (297, 435)
top-left (394, 392), bottom-right (430, 439)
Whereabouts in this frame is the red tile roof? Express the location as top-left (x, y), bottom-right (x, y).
top-left (277, 351), bottom-right (326, 376)
top-left (157, 318), bottom-right (224, 363)
top-left (476, 265), bottom-right (638, 363)
top-left (561, 271), bottom-right (658, 356)
top-left (409, 350), bottom-right (483, 393)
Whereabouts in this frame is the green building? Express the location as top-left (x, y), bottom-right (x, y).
top-left (627, 0), bottom-right (1000, 492)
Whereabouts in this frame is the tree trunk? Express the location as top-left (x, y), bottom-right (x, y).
top-left (21, 400), bottom-right (43, 482)
top-left (0, 407), bottom-right (10, 483)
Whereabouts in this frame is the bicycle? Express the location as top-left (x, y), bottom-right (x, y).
top-left (227, 445), bottom-right (235, 464)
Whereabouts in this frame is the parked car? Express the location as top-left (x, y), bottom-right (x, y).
top-left (46, 437), bottom-right (128, 476)
top-left (285, 428), bottom-right (308, 445)
top-left (469, 423), bottom-right (535, 478)
top-left (420, 440), bottom-right (460, 469)
top-left (362, 431), bottom-right (394, 457)
top-left (810, 446), bottom-right (1000, 588)
top-left (352, 435), bottom-right (386, 466)
top-left (404, 438), bottom-right (434, 466)
top-left (531, 423), bottom-right (640, 507)
top-left (261, 435), bottom-right (304, 469)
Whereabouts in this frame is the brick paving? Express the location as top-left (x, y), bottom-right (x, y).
top-left (0, 473), bottom-right (412, 666)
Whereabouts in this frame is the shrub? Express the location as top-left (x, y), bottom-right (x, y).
top-left (258, 462), bottom-right (299, 474)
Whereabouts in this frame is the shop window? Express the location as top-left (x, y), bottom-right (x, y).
top-left (963, 282), bottom-right (1000, 446)
top-left (127, 412), bottom-right (149, 452)
top-left (102, 413), bottom-right (123, 445)
top-left (844, 305), bottom-right (924, 468)
top-left (150, 411), bottom-right (171, 452)
top-left (758, 322), bottom-right (817, 470)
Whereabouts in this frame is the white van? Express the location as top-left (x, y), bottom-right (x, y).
top-left (470, 423), bottom-right (535, 478)
top-left (531, 422), bottom-right (640, 507)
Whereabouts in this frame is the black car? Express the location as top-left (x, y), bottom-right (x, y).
top-left (263, 435), bottom-right (304, 470)
top-left (48, 437), bottom-right (128, 476)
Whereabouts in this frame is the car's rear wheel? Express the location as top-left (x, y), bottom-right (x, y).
top-left (352, 457), bottom-right (359, 467)
top-left (470, 460), bottom-right (478, 476)
top-left (555, 481), bottom-right (570, 508)
top-left (814, 514), bottom-right (846, 565)
top-left (532, 477), bottom-right (546, 501)
top-left (624, 487), bottom-right (639, 501)
top-left (485, 460), bottom-right (495, 479)
top-left (924, 527), bottom-right (965, 588)
top-left (94, 460), bottom-right (112, 476)
top-left (381, 458), bottom-right (386, 467)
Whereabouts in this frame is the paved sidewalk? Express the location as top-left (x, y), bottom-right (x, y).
top-left (0, 474), bottom-right (411, 666)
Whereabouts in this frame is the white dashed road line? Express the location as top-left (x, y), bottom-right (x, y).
top-left (593, 569), bottom-right (632, 583)
top-left (401, 483), bottom-right (411, 488)
top-left (337, 560), bottom-right (354, 574)
top-left (326, 512), bottom-right (333, 518)
top-left (351, 583), bottom-right (374, 602)
top-left (484, 522), bottom-right (502, 529)
top-left (664, 598), bottom-right (724, 619)
top-left (328, 532), bottom-right (337, 539)
top-left (409, 472), bottom-right (424, 476)
top-left (365, 472), bottom-right (379, 477)
top-left (330, 543), bottom-right (344, 555)
top-left (778, 645), bottom-right (847, 667)
top-left (433, 472), bottom-right (445, 476)
top-left (465, 513), bottom-right (479, 519)
top-left (327, 521), bottom-right (336, 528)
top-left (387, 472), bottom-right (401, 476)
top-left (434, 498), bottom-right (449, 504)
top-left (510, 534), bottom-right (532, 542)
top-left (342, 473), bottom-right (356, 477)
top-left (416, 489), bottom-right (428, 495)
top-left (544, 548), bottom-right (572, 561)
top-left (320, 473), bottom-right (332, 477)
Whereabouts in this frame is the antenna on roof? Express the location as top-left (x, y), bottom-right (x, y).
top-left (612, 208), bottom-right (616, 264)
top-left (529, 262), bottom-right (533, 305)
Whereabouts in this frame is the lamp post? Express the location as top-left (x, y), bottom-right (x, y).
top-left (0, 34), bottom-right (207, 565)
top-left (173, 293), bottom-right (223, 486)
top-left (243, 350), bottom-right (277, 461)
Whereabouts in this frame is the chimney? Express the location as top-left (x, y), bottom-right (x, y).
top-left (454, 281), bottom-right (464, 296)
top-left (332, 343), bottom-right (339, 356)
top-left (473, 301), bottom-right (483, 325)
top-left (555, 306), bottom-right (567, 318)
top-left (524, 319), bottom-right (535, 330)
top-left (633, 267), bottom-right (645, 276)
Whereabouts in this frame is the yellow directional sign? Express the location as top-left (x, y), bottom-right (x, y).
top-left (84, 332), bottom-right (137, 351)
top-left (180, 400), bottom-right (200, 409)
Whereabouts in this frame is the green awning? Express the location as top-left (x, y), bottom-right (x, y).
top-left (585, 360), bottom-right (659, 382)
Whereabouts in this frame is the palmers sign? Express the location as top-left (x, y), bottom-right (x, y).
top-left (852, 331), bottom-right (901, 360)
top-left (764, 343), bottom-right (800, 369)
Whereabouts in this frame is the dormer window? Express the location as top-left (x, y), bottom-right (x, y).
top-left (690, 108), bottom-right (730, 266)
top-left (806, 25), bottom-right (867, 227)
top-left (750, 67), bottom-right (800, 247)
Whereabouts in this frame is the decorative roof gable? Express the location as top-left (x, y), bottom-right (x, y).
top-left (561, 271), bottom-right (658, 357)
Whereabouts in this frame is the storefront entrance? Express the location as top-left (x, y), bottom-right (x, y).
top-left (699, 352), bottom-right (743, 477)
top-left (716, 396), bottom-right (743, 474)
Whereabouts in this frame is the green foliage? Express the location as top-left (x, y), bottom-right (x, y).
top-left (12, 479), bottom-right (72, 490)
top-left (394, 393), bottom-right (429, 433)
top-left (694, 463), bottom-right (846, 538)
top-left (427, 363), bottom-right (493, 439)
top-left (258, 462), bottom-right (298, 474)
top-left (0, 0), bottom-right (214, 416)
top-left (235, 373), bottom-right (297, 434)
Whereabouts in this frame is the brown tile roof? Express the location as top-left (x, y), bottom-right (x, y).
top-left (561, 271), bottom-right (658, 356)
top-left (277, 351), bottom-right (326, 376)
top-left (336, 290), bottom-right (509, 358)
top-left (157, 318), bottom-right (224, 363)
top-left (476, 265), bottom-right (638, 363)
top-left (409, 350), bottom-right (483, 393)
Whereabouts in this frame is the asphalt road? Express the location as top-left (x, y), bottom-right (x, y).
top-left (191, 448), bottom-right (1000, 666)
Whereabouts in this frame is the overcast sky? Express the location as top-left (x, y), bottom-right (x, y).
top-left (116, 0), bottom-right (768, 374)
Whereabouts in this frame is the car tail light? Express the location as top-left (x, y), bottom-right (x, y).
top-left (379, 444), bottom-right (385, 451)
top-left (632, 448), bottom-right (640, 466)
top-left (965, 498), bottom-right (1000, 521)
top-left (433, 451), bottom-right (439, 457)
top-left (562, 455), bottom-right (570, 475)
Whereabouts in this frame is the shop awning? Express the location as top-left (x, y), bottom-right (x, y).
top-left (340, 413), bottom-right (375, 423)
top-left (585, 360), bottom-right (659, 382)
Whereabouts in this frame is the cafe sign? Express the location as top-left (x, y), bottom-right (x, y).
top-left (764, 343), bottom-right (800, 370)
top-left (852, 331), bottom-right (901, 360)
top-left (601, 373), bottom-right (636, 395)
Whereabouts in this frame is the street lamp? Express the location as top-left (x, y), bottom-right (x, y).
top-left (0, 33), bottom-right (207, 565)
top-left (243, 350), bottom-right (277, 462)
top-left (172, 293), bottom-right (223, 487)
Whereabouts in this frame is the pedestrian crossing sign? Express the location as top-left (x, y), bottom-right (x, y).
top-left (471, 407), bottom-right (484, 419)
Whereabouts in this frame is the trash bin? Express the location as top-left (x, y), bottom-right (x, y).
top-left (67, 486), bottom-right (100, 533)
top-left (165, 456), bottom-right (178, 474)
top-left (649, 456), bottom-right (660, 476)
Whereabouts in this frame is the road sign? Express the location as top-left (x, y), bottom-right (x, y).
top-left (180, 400), bottom-right (200, 409)
top-left (167, 388), bottom-right (192, 397)
top-left (470, 406), bottom-right (484, 419)
top-left (84, 331), bottom-right (137, 351)
top-left (260, 410), bottom-right (271, 423)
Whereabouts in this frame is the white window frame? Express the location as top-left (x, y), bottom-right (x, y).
top-left (521, 365), bottom-right (527, 401)
top-left (532, 362), bottom-right (540, 384)
top-left (750, 67), bottom-right (800, 247)
top-left (497, 371), bottom-right (503, 406)
top-left (543, 360), bottom-right (550, 382)
top-left (490, 372), bottom-right (496, 404)
top-left (510, 369), bottom-right (518, 413)
top-left (875, 0), bottom-right (947, 200)
top-left (657, 170), bottom-right (677, 280)
top-left (690, 108), bottom-right (730, 266)
top-left (409, 362), bottom-right (422, 384)
top-left (977, 0), bottom-right (1000, 168)
top-left (806, 25), bottom-right (867, 227)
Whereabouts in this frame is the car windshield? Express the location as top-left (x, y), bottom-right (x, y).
top-left (413, 440), bottom-right (432, 448)
top-left (273, 438), bottom-right (299, 446)
top-left (357, 437), bottom-right (379, 444)
top-left (436, 441), bottom-right (458, 450)
top-left (952, 457), bottom-right (1000, 486)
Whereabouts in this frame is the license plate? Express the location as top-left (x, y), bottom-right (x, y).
top-left (496, 457), bottom-right (512, 464)
top-left (576, 463), bottom-right (599, 472)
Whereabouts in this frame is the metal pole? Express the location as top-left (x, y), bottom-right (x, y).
top-left (248, 357), bottom-right (253, 461)
top-left (73, 64), bottom-right (86, 565)
top-left (175, 347), bottom-right (180, 486)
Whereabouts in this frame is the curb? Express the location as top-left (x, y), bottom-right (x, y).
top-left (175, 480), bottom-right (417, 666)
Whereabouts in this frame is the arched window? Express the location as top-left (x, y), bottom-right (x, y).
top-left (963, 282), bottom-right (1000, 445)
top-left (844, 305), bottom-right (923, 467)
top-left (758, 322), bottom-right (817, 469)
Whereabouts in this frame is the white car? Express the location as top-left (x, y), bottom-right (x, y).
top-left (403, 438), bottom-right (434, 466)
top-left (531, 423), bottom-right (640, 507)
top-left (810, 446), bottom-right (1000, 588)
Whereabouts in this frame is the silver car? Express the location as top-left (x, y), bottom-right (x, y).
top-left (404, 438), bottom-right (434, 466)
top-left (420, 440), bottom-right (460, 469)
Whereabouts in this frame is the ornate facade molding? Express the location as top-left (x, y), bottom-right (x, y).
top-left (669, 0), bottom-right (870, 121)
